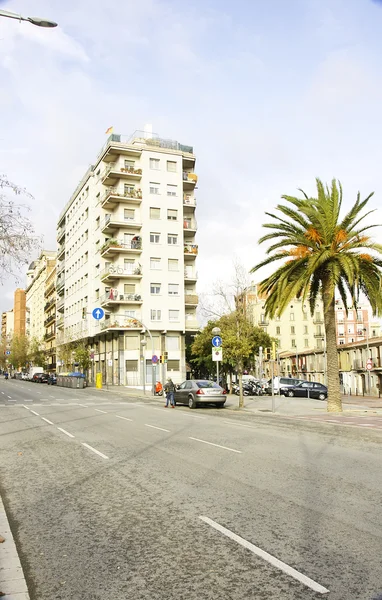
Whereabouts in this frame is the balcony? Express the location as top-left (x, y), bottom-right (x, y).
top-left (100, 292), bottom-right (143, 307)
top-left (44, 314), bottom-right (55, 327)
top-left (184, 244), bottom-right (198, 259)
top-left (44, 330), bottom-right (55, 342)
top-left (57, 245), bottom-right (65, 260)
top-left (313, 318), bottom-right (324, 324)
top-left (57, 225), bottom-right (66, 242)
top-left (100, 265), bottom-right (142, 282)
top-left (44, 280), bottom-right (55, 298)
top-left (101, 215), bottom-right (142, 235)
top-left (102, 163), bottom-right (142, 186)
top-left (100, 315), bottom-right (143, 332)
top-left (57, 262), bottom-right (65, 276)
top-left (185, 294), bottom-right (198, 306)
top-left (57, 298), bottom-right (65, 312)
top-left (258, 320), bottom-right (269, 327)
top-left (101, 186), bottom-right (142, 209)
top-left (44, 298), bottom-right (56, 312)
top-left (185, 319), bottom-right (199, 331)
top-left (184, 269), bottom-right (197, 282)
top-left (56, 277), bottom-right (65, 293)
top-left (182, 172), bottom-right (198, 190)
top-left (56, 316), bottom-right (64, 329)
top-left (314, 332), bottom-right (325, 338)
top-left (183, 218), bottom-right (197, 236)
top-left (101, 238), bottom-right (142, 258)
top-left (183, 194), bottom-right (196, 208)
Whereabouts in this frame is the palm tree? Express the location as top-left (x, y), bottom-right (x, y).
top-left (251, 179), bottom-right (382, 412)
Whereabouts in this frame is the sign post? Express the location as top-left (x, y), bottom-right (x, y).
top-left (211, 329), bottom-right (222, 389)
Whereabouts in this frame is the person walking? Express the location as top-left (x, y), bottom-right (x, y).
top-left (164, 377), bottom-right (175, 408)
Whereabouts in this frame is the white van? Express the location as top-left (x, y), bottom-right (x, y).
top-left (270, 376), bottom-right (304, 393)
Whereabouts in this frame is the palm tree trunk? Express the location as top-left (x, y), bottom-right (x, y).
top-left (322, 287), bottom-right (342, 412)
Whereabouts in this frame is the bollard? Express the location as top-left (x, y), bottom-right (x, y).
top-left (96, 372), bottom-right (102, 389)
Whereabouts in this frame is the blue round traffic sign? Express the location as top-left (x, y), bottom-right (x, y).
top-left (92, 307), bottom-right (105, 320)
top-left (212, 335), bottom-right (222, 347)
top-left (152, 355), bottom-right (159, 364)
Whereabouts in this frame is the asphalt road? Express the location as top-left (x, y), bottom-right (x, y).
top-left (1, 380), bottom-right (382, 600)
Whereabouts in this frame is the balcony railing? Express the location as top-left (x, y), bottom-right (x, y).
top-left (259, 320), bottom-right (269, 326)
top-left (101, 215), bottom-right (142, 231)
top-left (100, 314), bottom-right (142, 331)
top-left (185, 294), bottom-right (198, 305)
top-left (184, 270), bottom-right (197, 280)
top-left (183, 195), bottom-right (196, 206)
top-left (184, 244), bottom-right (198, 255)
top-left (182, 172), bottom-right (198, 184)
top-left (56, 317), bottom-right (64, 328)
top-left (183, 219), bottom-right (197, 231)
top-left (56, 278), bottom-right (65, 292)
top-left (44, 298), bottom-right (56, 312)
top-left (100, 292), bottom-right (142, 305)
top-left (57, 225), bottom-right (66, 241)
top-left (44, 330), bottom-right (55, 341)
top-left (103, 163), bottom-right (142, 182)
top-left (57, 298), bottom-right (65, 312)
top-left (102, 186), bottom-right (142, 204)
top-left (100, 265), bottom-right (142, 279)
top-left (313, 318), bottom-right (324, 324)
top-left (100, 238), bottom-right (142, 254)
top-left (44, 315), bottom-right (55, 327)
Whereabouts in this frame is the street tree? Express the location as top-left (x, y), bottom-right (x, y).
top-left (28, 337), bottom-right (47, 369)
top-left (0, 177), bottom-right (42, 282)
top-left (73, 340), bottom-right (91, 376)
top-left (251, 178), bottom-right (382, 412)
top-left (9, 334), bottom-right (29, 370)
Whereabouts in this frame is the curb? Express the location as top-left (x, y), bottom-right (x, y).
top-left (0, 496), bottom-right (30, 599)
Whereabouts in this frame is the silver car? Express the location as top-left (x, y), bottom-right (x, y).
top-left (174, 380), bottom-right (226, 409)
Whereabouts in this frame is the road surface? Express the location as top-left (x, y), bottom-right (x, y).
top-left (1, 379), bottom-right (382, 599)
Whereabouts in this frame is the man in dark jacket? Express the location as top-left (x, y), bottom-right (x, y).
top-left (164, 377), bottom-right (175, 408)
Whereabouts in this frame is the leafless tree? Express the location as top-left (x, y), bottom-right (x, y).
top-left (0, 177), bottom-right (42, 283)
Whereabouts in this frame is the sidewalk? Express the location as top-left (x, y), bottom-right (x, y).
top-left (93, 385), bottom-right (382, 416)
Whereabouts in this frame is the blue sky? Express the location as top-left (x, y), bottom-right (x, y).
top-left (1, 0), bottom-right (382, 312)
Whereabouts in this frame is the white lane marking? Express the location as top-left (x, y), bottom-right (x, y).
top-left (23, 405), bottom-right (30, 410)
top-left (7, 395), bottom-right (12, 399)
top-left (49, 395), bottom-right (55, 398)
top-left (1, 392), bottom-right (4, 395)
top-left (94, 409), bottom-right (107, 414)
top-left (42, 417), bottom-right (54, 425)
top-left (30, 410), bottom-right (40, 416)
top-left (116, 415), bottom-right (133, 422)
top-left (223, 420), bottom-right (256, 430)
top-left (81, 442), bottom-right (109, 460)
top-left (36, 391), bottom-right (42, 394)
top-left (199, 517), bottom-right (329, 595)
top-left (189, 437), bottom-right (241, 454)
top-left (180, 413), bottom-right (206, 420)
top-left (57, 427), bottom-right (75, 438)
top-left (79, 404), bottom-right (88, 408)
top-left (359, 423), bottom-right (374, 427)
top-left (145, 424), bottom-right (170, 433)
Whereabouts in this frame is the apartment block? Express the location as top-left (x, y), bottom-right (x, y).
top-left (26, 251), bottom-right (57, 342)
top-left (13, 288), bottom-right (27, 336)
top-left (335, 300), bottom-right (373, 345)
top-left (1, 310), bottom-right (13, 349)
top-left (56, 129), bottom-right (199, 384)
top-left (44, 265), bottom-right (57, 371)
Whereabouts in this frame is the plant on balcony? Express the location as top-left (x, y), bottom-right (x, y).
top-left (101, 238), bottom-right (120, 253)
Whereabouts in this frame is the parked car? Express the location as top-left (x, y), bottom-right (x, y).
top-left (175, 379), bottom-right (226, 409)
top-left (21, 373), bottom-right (28, 380)
top-left (47, 374), bottom-right (57, 385)
top-left (266, 377), bottom-right (303, 394)
top-left (34, 373), bottom-right (49, 383)
top-left (280, 381), bottom-right (328, 400)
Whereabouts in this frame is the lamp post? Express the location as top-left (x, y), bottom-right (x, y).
top-left (140, 339), bottom-right (147, 395)
top-left (212, 326), bottom-right (221, 386)
top-left (363, 327), bottom-right (370, 393)
top-left (0, 8), bottom-right (57, 27)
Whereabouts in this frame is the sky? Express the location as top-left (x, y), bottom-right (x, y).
top-left (1, 0), bottom-right (382, 314)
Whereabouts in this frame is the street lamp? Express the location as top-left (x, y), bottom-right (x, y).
top-left (212, 326), bottom-right (221, 386)
top-left (0, 9), bottom-right (57, 27)
top-left (140, 339), bottom-right (147, 395)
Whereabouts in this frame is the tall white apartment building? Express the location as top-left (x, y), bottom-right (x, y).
top-left (56, 130), bottom-right (199, 385)
top-left (26, 251), bottom-right (57, 342)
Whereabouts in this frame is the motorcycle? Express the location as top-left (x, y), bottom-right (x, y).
top-left (233, 380), bottom-right (263, 396)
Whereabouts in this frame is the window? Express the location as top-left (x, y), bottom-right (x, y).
top-left (150, 283), bottom-right (161, 295)
top-left (168, 259), bottom-right (178, 271)
top-left (124, 259), bottom-right (135, 272)
top-left (150, 232), bottom-right (160, 244)
top-left (304, 338), bottom-right (309, 347)
top-left (151, 309), bottom-right (161, 321)
top-left (124, 209), bottom-right (135, 221)
top-left (124, 283), bottom-right (135, 294)
top-left (348, 310), bottom-right (354, 320)
top-left (96, 216), bottom-right (100, 229)
top-left (290, 313), bottom-right (295, 321)
top-left (304, 325), bottom-right (308, 334)
top-left (150, 258), bottom-right (161, 270)
top-left (124, 184), bottom-right (135, 195)
top-left (124, 159), bottom-right (135, 170)
top-left (303, 312), bottom-right (308, 320)
top-left (276, 326), bottom-right (281, 335)
top-left (125, 336), bottom-right (139, 350)
top-left (150, 183), bottom-right (160, 194)
top-left (150, 158), bottom-right (160, 170)
top-left (169, 310), bottom-right (179, 321)
top-left (167, 209), bottom-right (177, 221)
top-left (168, 284), bottom-right (179, 295)
top-left (291, 339), bottom-right (296, 348)
top-left (150, 207), bottom-right (160, 220)
top-left (167, 335), bottom-right (180, 351)
top-left (126, 359), bottom-right (138, 371)
top-left (167, 160), bottom-right (177, 172)
top-left (339, 339), bottom-right (344, 345)
top-left (124, 310), bottom-right (136, 318)
top-left (167, 359), bottom-right (180, 371)
top-left (167, 185), bottom-right (177, 197)
top-left (168, 234), bottom-right (178, 245)
top-left (291, 326), bottom-right (295, 334)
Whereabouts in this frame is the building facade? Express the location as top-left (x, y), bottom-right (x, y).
top-left (44, 265), bottom-right (57, 371)
top-left (56, 130), bottom-right (199, 384)
top-left (13, 288), bottom-right (27, 337)
top-left (26, 251), bottom-right (57, 343)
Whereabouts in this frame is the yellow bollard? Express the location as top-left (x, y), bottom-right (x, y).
top-left (96, 372), bottom-right (102, 389)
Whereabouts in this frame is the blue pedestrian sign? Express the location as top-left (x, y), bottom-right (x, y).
top-left (152, 355), bottom-right (159, 364)
top-left (5, 350), bottom-right (10, 355)
top-left (212, 336), bottom-right (222, 347)
top-left (92, 307), bottom-right (105, 320)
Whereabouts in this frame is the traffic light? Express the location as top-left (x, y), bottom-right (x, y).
top-left (82, 307), bottom-right (87, 319)
top-left (265, 348), bottom-right (271, 360)
top-left (164, 352), bottom-right (168, 363)
top-left (160, 355), bottom-right (164, 364)
top-left (160, 353), bottom-right (169, 364)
